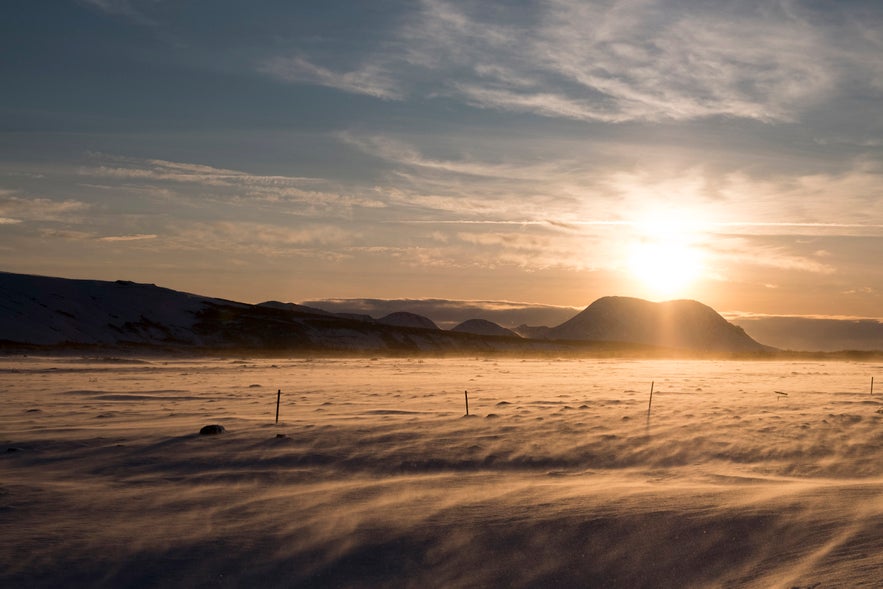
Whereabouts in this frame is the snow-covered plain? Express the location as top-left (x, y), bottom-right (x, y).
top-left (2, 356), bottom-right (883, 588)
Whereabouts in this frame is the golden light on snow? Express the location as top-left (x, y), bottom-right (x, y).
top-left (4, 356), bottom-right (883, 587)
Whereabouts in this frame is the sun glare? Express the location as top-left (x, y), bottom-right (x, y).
top-left (628, 240), bottom-right (703, 299)
top-left (624, 212), bottom-right (707, 300)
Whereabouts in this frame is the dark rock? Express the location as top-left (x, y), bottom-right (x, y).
top-left (199, 424), bottom-right (226, 435)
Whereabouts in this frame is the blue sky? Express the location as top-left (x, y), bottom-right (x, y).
top-left (2, 0), bottom-right (882, 317)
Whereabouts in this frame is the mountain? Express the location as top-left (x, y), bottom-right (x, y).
top-left (0, 271), bottom-right (572, 354)
top-left (513, 324), bottom-right (553, 339)
top-left (257, 301), bottom-right (333, 315)
top-left (301, 298), bottom-right (578, 330)
top-left (377, 312), bottom-right (439, 330)
top-left (451, 319), bottom-right (519, 338)
top-left (730, 316), bottom-right (883, 353)
top-left (549, 296), bottom-right (770, 354)
top-left (0, 271), bottom-right (774, 356)
top-left (0, 273), bottom-right (228, 346)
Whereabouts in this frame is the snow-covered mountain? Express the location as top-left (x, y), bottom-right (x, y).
top-left (0, 272), bottom-right (230, 346)
top-left (0, 271), bottom-right (774, 355)
top-left (0, 272), bottom-right (560, 354)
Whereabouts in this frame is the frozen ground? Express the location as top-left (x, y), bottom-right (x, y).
top-left (2, 356), bottom-right (883, 588)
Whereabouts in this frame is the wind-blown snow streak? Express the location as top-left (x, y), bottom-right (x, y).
top-left (3, 357), bottom-right (883, 588)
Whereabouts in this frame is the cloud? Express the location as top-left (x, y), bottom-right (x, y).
top-left (0, 195), bottom-right (90, 222)
top-left (39, 229), bottom-right (95, 240)
top-left (81, 154), bottom-right (321, 187)
top-left (711, 237), bottom-right (837, 275)
top-left (36, 229), bottom-right (157, 243)
top-left (97, 234), bottom-right (158, 242)
top-left (453, 229), bottom-right (606, 271)
top-left (260, 56), bottom-right (403, 100)
top-left (78, 153), bottom-right (387, 214)
top-left (78, 0), bottom-right (156, 25)
top-left (340, 133), bottom-right (571, 181)
top-left (168, 221), bottom-right (354, 255)
top-left (342, 131), bottom-right (883, 243)
top-left (259, 0), bottom-right (883, 123)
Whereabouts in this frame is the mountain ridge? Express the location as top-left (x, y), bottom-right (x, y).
top-left (0, 271), bottom-right (772, 356)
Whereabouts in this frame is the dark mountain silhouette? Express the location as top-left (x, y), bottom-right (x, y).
top-left (451, 319), bottom-right (519, 338)
top-left (549, 296), bottom-right (770, 353)
top-left (0, 272), bottom-right (568, 354)
top-left (513, 324), bottom-right (553, 339)
top-left (730, 315), bottom-right (883, 352)
top-left (0, 271), bottom-right (775, 355)
top-left (377, 312), bottom-right (439, 330)
top-left (257, 301), bottom-right (333, 315)
top-left (302, 298), bottom-right (578, 330)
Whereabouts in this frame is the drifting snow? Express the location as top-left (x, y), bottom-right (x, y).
top-left (2, 356), bottom-right (882, 587)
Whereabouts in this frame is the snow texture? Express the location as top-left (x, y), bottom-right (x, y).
top-left (3, 356), bottom-right (882, 588)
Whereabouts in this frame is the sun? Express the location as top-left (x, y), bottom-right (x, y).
top-left (622, 206), bottom-right (709, 300)
top-left (627, 238), bottom-right (704, 300)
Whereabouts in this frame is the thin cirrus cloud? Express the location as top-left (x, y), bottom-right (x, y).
top-left (0, 194), bottom-right (90, 223)
top-left (169, 221), bottom-right (354, 255)
top-left (259, 56), bottom-right (404, 101)
top-left (260, 0), bottom-right (855, 123)
top-left (81, 155), bottom-right (323, 188)
top-left (79, 154), bottom-right (387, 212)
top-left (716, 239), bottom-right (837, 275)
top-left (97, 234), bottom-right (158, 242)
top-left (342, 131), bottom-right (883, 239)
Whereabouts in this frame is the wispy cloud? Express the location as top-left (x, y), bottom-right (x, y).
top-left (707, 235), bottom-right (838, 277)
top-left (340, 133), bottom-right (572, 181)
top-left (78, 154), bottom-right (386, 214)
top-left (78, 0), bottom-right (156, 25)
top-left (259, 0), bottom-right (883, 123)
top-left (340, 132), bottom-right (883, 240)
top-left (81, 154), bottom-right (321, 187)
top-left (97, 234), bottom-right (158, 242)
top-left (0, 194), bottom-right (90, 222)
top-left (259, 56), bottom-right (403, 100)
top-left (168, 221), bottom-right (354, 256)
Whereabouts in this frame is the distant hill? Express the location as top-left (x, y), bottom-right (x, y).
top-left (513, 324), bottom-right (553, 339)
top-left (0, 271), bottom-right (576, 354)
top-left (451, 319), bottom-right (519, 338)
top-left (302, 297), bottom-right (578, 330)
top-left (257, 301), bottom-right (332, 315)
top-left (550, 296), bottom-right (770, 354)
top-left (0, 271), bottom-right (777, 356)
top-left (378, 312), bottom-right (439, 330)
top-left (299, 296), bottom-right (882, 352)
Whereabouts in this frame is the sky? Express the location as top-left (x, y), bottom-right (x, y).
top-left (2, 0), bottom-right (882, 318)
